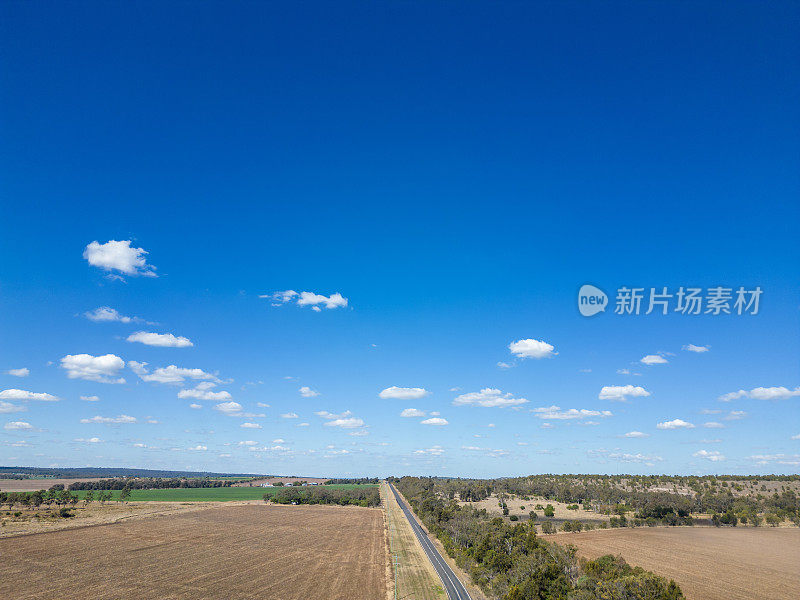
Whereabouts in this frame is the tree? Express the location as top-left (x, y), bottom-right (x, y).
top-left (84, 490), bottom-right (94, 506)
top-left (119, 487), bottom-right (132, 503)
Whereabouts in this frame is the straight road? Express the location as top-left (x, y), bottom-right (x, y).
top-left (387, 482), bottom-right (472, 600)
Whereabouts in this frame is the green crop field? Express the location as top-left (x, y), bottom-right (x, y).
top-left (71, 484), bottom-right (375, 502)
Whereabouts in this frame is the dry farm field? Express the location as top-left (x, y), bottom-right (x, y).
top-left (0, 478), bottom-right (106, 492)
top-left (0, 503), bottom-right (387, 600)
top-left (557, 526), bottom-right (800, 600)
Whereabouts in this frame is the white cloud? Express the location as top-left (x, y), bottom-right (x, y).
top-left (683, 344), bottom-right (709, 353)
top-left (497, 362), bottom-right (514, 370)
top-left (598, 385), bottom-right (651, 402)
top-left (694, 449), bottom-right (725, 462)
top-left (128, 361), bottom-right (220, 385)
top-left (704, 422), bottom-right (725, 429)
top-left (508, 338), bottom-right (556, 359)
top-left (189, 445), bottom-right (207, 451)
top-left (177, 387), bottom-right (232, 401)
top-left (239, 440), bottom-right (258, 446)
top-left (379, 386), bottom-right (430, 400)
top-left (315, 410), bottom-right (351, 419)
top-left (414, 446), bottom-right (444, 456)
top-left (624, 431), bottom-right (649, 438)
top-left (80, 395), bottom-right (100, 402)
top-left (6, 368), bottom-right (30, 377)
top-left (453, 388), bottom-right (528, 408)
top-left (189, 403), bottom-right (202, 410)
top-left (256, 402), bottom-right (270, 408)
top-left (0, 401), bottom-right (25, 414)
top-left (133, 443), bottom-right (147, 448)
top-left (84, 306), bottom-right (139, 323)
top-left (61, 354), bottom-right (126, 384)
top-left (324, 417), bottom-right (365, 429)
top-left (725, 410), bottom-right (747, 421)
top-left (297, 422), bottom-right (309, 427)
top-left (263, 290), bottom-right (348, 310)
top-left (532, 406), bottom-right (612, 420)
top-left (80, 415), bottom-right (136, 424)
top-left (720, 386), bottom-right (800, 402)
top-left (214, 402), bottom-right (243, 416)
top-left (400, 408), bottom-right (426, 418)
top-left (657, 418), bottom-right (695, 430)
top-left (241, 422), bottom-right (262, 429)
top-left (299, 386), bottom-right (319, 398)
top-left (617, 368), bottom-right (631, 375)
top-left (280, 412), bottom-right (299, 419)
top-left (83, 240), bottom-right (156, 277)
top-left (641, 354), bottom-right (668, 365)
top-left (4, 421), bottom-right (33, 430)
top-left (748, 453), bottom-right (800, 466)
top-left (0, 389), bottom-right (59, 402)
top-left (127, 331), bottom-right (193, 348)
top-left (609, 452), bottom-right (663, 463)
top-left (74, 437), bottom-right (102, 443)
top-left (421, 417), bottom-right (448, 426)
top-left (272, 438), bottom-right (285, 443)
top-left (792, 434), bottom-right (800, 440)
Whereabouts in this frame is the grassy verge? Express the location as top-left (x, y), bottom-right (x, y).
top-left (382, 481), bottom-right (445, 599)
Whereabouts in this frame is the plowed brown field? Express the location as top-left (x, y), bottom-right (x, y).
top-left (0, 503), bottom-right (387, 600)
top-left (557, 526), bottom-right (800, 600)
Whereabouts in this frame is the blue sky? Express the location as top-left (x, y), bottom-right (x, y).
top-left (1, 2), bottom-right (798, 477)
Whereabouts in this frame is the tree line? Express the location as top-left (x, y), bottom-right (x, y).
top-left (68, 477), bottom-right (237, 491)
top-left (392, 477), bottom-right (683, 600)
top-left (266, 486), bottom-right (380, 507)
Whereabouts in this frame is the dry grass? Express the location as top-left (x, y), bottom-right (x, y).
top-left (0, 477), bottom-right (106, 492)
top-left (0, 500), bottom-right (208, 538)
top-left (460, 494), bottom-right (609, 530)
top-left (382, 482), bottom-right (444, 599)
top-left (0, 503), bottom-right (387, 600)
top-left (557, 526), bottom-right (800, 600)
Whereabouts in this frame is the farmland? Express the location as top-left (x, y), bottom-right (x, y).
top-left (0, 503), bottom-right (387, 600)
top-left (557, 526), bottom-right (800, 600)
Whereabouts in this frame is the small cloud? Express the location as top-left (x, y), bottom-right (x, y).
top-left (641, 354), bottom-right (668, 365)
top-left (623, 431), bottom-right (649, 438)
top-left (297, 422), bottom-right (309, 427)
top-left (272, 438), bottom-right (285, 443)
top-left (657, 418), bottom-right (695, 430)
top-left (508, 338), bottom-right (556, 359)
top-left (256, 402), bottom-right (270, 408)
top-left (262, 290), bottom-right (348, 310)
top-left (414, 445), bottom-right (444, 456)
top-left (617, 368), bottom-right (631, 375)
top-left (83, 240), bottom-right (157, 278)
top-left (791, 434), bottom-right (800, 440)
top-left (683, 344), bottom-right (710, 353)
top-left (80, 395), bottom-right (100, 402)
top-left (453, 388), bottom-right (528, 408)
top-left (725, 410), bottom-right (747, 421)
top-left (497, 361), bottom-right (514, 370)
top-left (0, 389), bottom-right (59, 402)
top-left (241, 422), bottom-right (262, 429)
top-left (598, 385), bottom-right (650, 402)
top-left (280, 412), bottom-right (299, 419)
top-left (84, 306), bottom-right (139, 323)
top-left (694, 449), bottom-right (725, 462)
top-left (719, 386), bottom-right (800, 402)
top-left (324, 417), bottom-right (365, 429)
top-left (400, 408), bottom-right (426, 418)
top-left (189, 445), bottom-right (207, 451)
top-left (704, 422), bottom-right (725, 429)
top-left (0, 401), bottom-right (26, 414)
top-left (80, 415), bottom-right (136, 424)
top-left (532, 406), bottom-right (612, 420)
top-left (214, 401), bottom-right (244, 416)
top-left (127, 331), bottom-right (193, 348)
top-left (61, 354), bottom-right (126, 384)
top-left (379, 386), bottom-right (430, 400)
top-left (421, 417), bottom-right (448, 426)
top-left (579, 368), bottom-right (592, 373)
top-left (299, 386), bottom-right (319, 398)
top-left (5, 368), bottom-right (30, 377)
top-left (4, 421), bottom-right (33, 430)
top-left (74, 437), bottom-right (102, 443)
top-left (189, 403), bottom-right (202, 410)
top-left (177, 387), bottom-right (232, 401)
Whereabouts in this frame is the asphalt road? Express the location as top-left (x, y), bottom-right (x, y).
top-left (388, 482), bottom-right (472, 600)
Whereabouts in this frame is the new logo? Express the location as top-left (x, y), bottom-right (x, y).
top-left (578, 284), bottom-right (607, 317)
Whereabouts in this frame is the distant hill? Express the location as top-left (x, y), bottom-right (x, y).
top-left (0, 466), bottom-right (266, 479)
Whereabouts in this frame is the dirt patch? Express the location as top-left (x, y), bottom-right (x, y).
top-left (0, 503), bottom-right (387, 600)
top-left (556, 526), bottom-right (800, 600)
top-left (233, 476), bottom-right (329, 487)
top-left (460, 494), bottom-right (609, 529)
